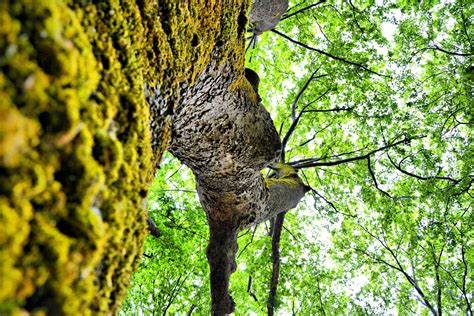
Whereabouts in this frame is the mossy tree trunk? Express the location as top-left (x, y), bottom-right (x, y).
top-left (1, 0), bottom-right (307, 315)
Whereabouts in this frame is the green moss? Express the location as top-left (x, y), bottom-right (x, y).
top-left (0, 0), bottom-right (248, 314)
top-left (265, 164), bottom-right (305, 188)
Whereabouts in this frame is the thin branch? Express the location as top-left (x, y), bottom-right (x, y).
top-left (290, 144), bottom-right (370, 166)
top-left (166, 164), bottom-right (183, 180)
top-left (299, 133), bottom-right (318, 147)
top-left (268, 212), bottom-right (286, 316)
top-left (316, 276), bottom-right (327, 316)
top-left (247, 275), bottom-right (259, 302)
top-left (281, 0), bottom-right (327, 21)
top-left (313, 16), bottom-right (332, 44)
top-left (187, 304), bottom-right (196, 316)
top-left (278, 121), bottom-right (285, 137)
top-left (162, 275), bottom-right (183, 315)
top-left (283, 224), bottom-right (304, 243)
top-left (460, 11), bottom-right (473, 51)
top-left (291, 68), bottom-right (322, 120)
top-left (384, 243), bottom-right (438, 315)
top-left (367, 157), bottom-right (392, 198)
top-left (461, 245), bottom-right (473, 315)
top-left (159, 189), bottom-right (197, 193)
top-left (237, 226), bottom-right (258, 258)
top-left (311, 188), bottom-right (356, 217)
top-left (429, 45), bottom-right (474, 57)
top-left (387, 154), bottom-right (460, 184)
top-left (294, 137), bottom-right (416, 169)
top-left (281, 87), bottom-right (331, 162)
top-left (147, 215), bottom-right (161, 238)
top-left (302, 106), bottom-right (353, 114)
top-left (272, 29), bottom-right (387, 77)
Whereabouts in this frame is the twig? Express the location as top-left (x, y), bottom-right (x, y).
top-left (294, 137), bottom-right (417, 169)
top-left (387, 154), bottom-right (460, 184)
top-left (272, 29), bottom-right (388, 77)
top-left (247, 275), bottom-right (259, 301)
top-left (367, 157), bottom-right (392, 198)
top-left (281, 0), bottom-right (327, 21)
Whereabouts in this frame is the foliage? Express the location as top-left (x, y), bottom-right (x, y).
top-left (120, 155), bottom-right (211, 314)
top-left (123, 0), bottom-right (472, 314)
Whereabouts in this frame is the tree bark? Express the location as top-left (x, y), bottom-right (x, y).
top-left (160, 50), bottom-right (309, 315)
top-left (1, 0), bottom-right (309, 314)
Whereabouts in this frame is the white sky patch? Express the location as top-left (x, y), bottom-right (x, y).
top-left (381, 21), bottom-right (397, 44)
top-left (291, 63), bottom-right (305, 80)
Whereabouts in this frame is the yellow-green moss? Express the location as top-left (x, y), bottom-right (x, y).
top-left (1, 0), bottom-right (249, 314)
top-left (265, 164), bottom-right (305, 188)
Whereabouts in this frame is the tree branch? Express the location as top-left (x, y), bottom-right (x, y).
top-left (267, 212), bottom-right (286, 316)
top-left (247, 275), bottom-right (259, 302)
top-left (311, 188), bottom-right (356, 217)
top-left (302, 106), bottom-right (353, 114)
top-left (187, 304), bottom-right (196, 316)
top-left (281, 0), bottom-right (327, 21)
top-left (461, 245), bottom-right (473, 315)
top-left (147, 215), bottom-right (161, 238)
top-left (281, 86), bottom-right (331, 162)
top-left (271, 29), bottom-right (387, 77)
top-left (429, 45), bottom-right (474, 57)
top-left (367, 157), bottom-right (392, 198)
top-left (291, 68), bottom-right (322, 120)
top-left (294, 137), bottom-right (415, 169)
top-left (387, 154), bottom-right (460, 184)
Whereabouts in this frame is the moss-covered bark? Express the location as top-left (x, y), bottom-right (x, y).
top-left (0, 0), bottom-right (247, 314)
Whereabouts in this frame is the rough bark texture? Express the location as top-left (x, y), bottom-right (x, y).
top-left (248, 0), bottom-right (289, 35)
top-left (268, 211), bottom-right (286, 316)
top-left (161, 30), bottom-right (309, 316)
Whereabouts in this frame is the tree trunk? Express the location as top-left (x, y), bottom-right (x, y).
top-left (1, 0), bottom-right (309, 314)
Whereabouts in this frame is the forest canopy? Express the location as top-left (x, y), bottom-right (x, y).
top-left (121, 0), bottom-right (473, 315)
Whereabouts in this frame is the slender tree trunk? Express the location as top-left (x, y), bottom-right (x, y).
top-left (267, 211), bottom-right (286, 315)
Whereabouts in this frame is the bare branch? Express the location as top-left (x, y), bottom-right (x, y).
top-left (302, 106), bottom-right (353, 114)
top-left (291, 68), bottom-right (322, 120)
top-left (311, 188), bottom-right (356, 217)
top-left (461, 245), bottom-right (473, 315)
top-left (294, 137), bottom-right (416, 169)
top-left (367, 157), bottom-right (392, 198)
top-left (166, 164), bottom-right (183, 180)
top-left (247, 275), bottom-right (259, 302)
top-left (159, 189), bottom-right (197, 193)
top-left (387, 154), bottom-right (460, 184)
top-left (147, 215), bottom-right (161, 238)
top-left (281, 87), bottom-right (331, 162)
top-left (268, 212), bottom-right (286, 316)
top-left (313, 16), bottom-right (332, 44)
top-left (281, 0), bottom-right (327, 21)
top-left (187, 304), bottom-right (196, 316)
top-left (237, 226), bottom-right (258, 258)
top-left (271, 29), bottom-right (388, 77)
top-left (283, 224), bottom-right (304, 243)
top-left (429, 45), bottom-right (474, 57)
top-left (357, 224), bottom-right (439, 314)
